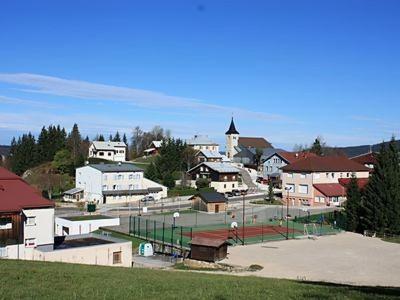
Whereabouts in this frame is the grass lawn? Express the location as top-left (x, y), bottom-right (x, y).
top-left (382, 236), bottom-right (400, 244)
top-left (64, 215), bottom-right (113, 221)
top-left (1, 260), bottom-right (399, 299)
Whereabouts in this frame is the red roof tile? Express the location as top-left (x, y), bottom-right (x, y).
top-left (313, 183), bottom-right (346, 197)
top-left (350, 152), bottom-right (377, 165)
top-left (338, 178), bottom-right (369, 190)
top-left (278, 151), bottom-right (317, 164)
top-left (0, 167), bottom-right (54, 213)
top-left (281, 156), bottom-right (370, 172)
top-left (239, 137), bottom-right (272, 149)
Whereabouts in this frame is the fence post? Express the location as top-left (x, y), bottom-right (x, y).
top-left (171, 224), bottom-right (174, 249)
top-left (145, 219), bottom-right (148, 240)
top-left (180, 226), bottom-right (183, 255)
top-left (138, 217), bottom-right (141, 237)
top-left (133, 216), bottom-right (136, 235)
top-left (154, 220), bottom-right (156, 242)
top-left (162, 222), bottom-right (165, 252)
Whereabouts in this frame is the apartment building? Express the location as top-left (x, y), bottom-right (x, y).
top-left (88, 141), bottom-right (127, 162)
top-left (186, 135), bottom-right (219, 152)
top-left (75, 163), bottom-right (167, 204)
top-left (281, 156), bottom-right (370, 207)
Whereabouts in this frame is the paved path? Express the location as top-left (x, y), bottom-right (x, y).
top-left (221, 232), bottom-right (400, 287)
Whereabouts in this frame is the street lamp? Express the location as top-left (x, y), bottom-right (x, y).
top-left (284, 186), bottom-right (291, 240)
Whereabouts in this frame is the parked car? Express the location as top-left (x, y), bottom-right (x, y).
top-left (225, 192), bottom-right (233, 198)
top-left (141, 195), bottom-right (155, 202)
top-left (240, 189), bottom-right (248, 195)
top-left (232, 189), bottom-right (241, 196)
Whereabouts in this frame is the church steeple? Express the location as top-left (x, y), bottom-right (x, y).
top-left (225, 117), bottom-right (239, 135)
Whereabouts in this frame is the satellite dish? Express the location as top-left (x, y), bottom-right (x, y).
top-left (173, 212), bottom-right (180, 218)
top-left (231, 221), bottom-right (238, 229)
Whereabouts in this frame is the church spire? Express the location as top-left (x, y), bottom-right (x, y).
top-left (225, 117), bottom-right (239, 135)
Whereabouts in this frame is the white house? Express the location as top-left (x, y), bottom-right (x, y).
top-left (55, 215), bottom-right (120, 236)
top-left (88, 141), bottom-right (127, 162)
top-left (75, 163), bottom-right (168, 205)
top-left (0, 167), bottom-right (55, 259)
top-left (186, 135), bottom-right (219, 152)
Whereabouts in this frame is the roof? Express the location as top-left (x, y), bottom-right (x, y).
top-left (63, 187), bottom-right (84, 195)
top-left (313, 183), bottom-right (346, 197)
top-left (87, 163), bottom-right (143, 173)
top-left (238, 137), bottom-right (273, 149)
top-left (350, 152), bottom-right (377, 166)
top-left (186, 135), bottom-right (218, 146)
top-left (225, 117), bottom-right (239, 135)
top-left (190, 237), bottom-right (229, 248)
top-left (0, 167), bottom-right (54, 213)
top-left (151, 141), bottom-right (163, 148)
top-left (91, 141), bottom-right (127, 150)
top-left (277, 151), bottom-right (317, 164)
top-left (188, 162), bottom-right (239, 174)
top-left (233, 146), bottom-right (255, 159)
top-left (197, 191), bottom-right (227, 203)
top-left (197, 150), bottom-right (223, 159)
top-left (281, 156), bottom-right (370, 173)
top-left (338, 178), bottom-right (369, 190)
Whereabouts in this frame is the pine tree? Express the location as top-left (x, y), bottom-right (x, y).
top-left (362, 137), bottom-right (400, 235)
top-left (98, 134), bottom-right (105, 141)
top-left (109, 134), bottom-right (113, 142)
top-left (345, 175), bottom-right (362, 232)
top-left (310, 138), bottom-right (323, 156)
top-left (113, 131), bottom-right (121, 142)
top-left (66, 124), bottom-right (83, 168)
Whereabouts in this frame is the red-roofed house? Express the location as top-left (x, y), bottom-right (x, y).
top-left (0, 167), bottom-right (55, 259)
top-left (281, 156), bottom-right (370, 207)
top-left (350, 152), bottom-right (377, 169)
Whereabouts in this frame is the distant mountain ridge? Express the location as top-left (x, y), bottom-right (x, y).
top-left (0, 145), bottom-right (11, 157)
top-left (335, 140), bottom-right (400, 157)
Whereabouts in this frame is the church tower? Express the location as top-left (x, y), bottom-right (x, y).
top-left (225, 117), bottom-right (239, 159)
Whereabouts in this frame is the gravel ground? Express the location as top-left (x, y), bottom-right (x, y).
top-left (221, 232), bottom-right (400, 287)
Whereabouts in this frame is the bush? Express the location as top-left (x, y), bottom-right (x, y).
top-left (196, 178), bottom-right (209, 189)
top-left (248, 264), bottom-right (263, 272)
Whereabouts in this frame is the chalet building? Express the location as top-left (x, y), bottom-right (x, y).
top-left (75, 163), bottom-right (167, 204)
top-left (190, 192), bottom-right (228, 213)
top-left (144, 140), bottom-right (163, 156)
top-left (187, 162), bottom-right (246, 193)
top-left (0, 167), bottom-right (54, 259)
top-left (350, 152), bottom-right (377, 169)
top-left (187, 135), bottom-right (219, 152)
top-left (88, 141), bottom-right (127, 162)
top-left (281, 156), bottom-right (370, 207)
top-left (195, 149), bottom-right (223, 164)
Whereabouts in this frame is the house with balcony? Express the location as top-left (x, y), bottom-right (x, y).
top-left (195, 149), bottom-right (224, 164)
top-left (0, 167), bottom-right (55, 259)
top-left (281, 156), bottom-right (370, 207)
top-left (144, 140), bottom-right (163, 156)
top-left (88, 141), bottom-right (127, 162)
top-left (187, 162), bottom-right (247, 193)
top-left (75, 162), bottom-right (167, 204)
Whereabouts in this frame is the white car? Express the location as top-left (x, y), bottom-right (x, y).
top-left (141, 195), bottom-right (155, 202)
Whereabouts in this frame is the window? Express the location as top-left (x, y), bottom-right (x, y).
top-left (102, 185), bottom-right (108, 191)
top-left (232, 175), bottom-right (236, 180)
top-left (26, 217), bottom-right (36, 226)
top-left (326, 173), bottom-right (329, 178)
top-left (298, 185), bottom-right (308, 194)
top-left (347, 173), bottom-right (350, 177)
top-left (287, 173), bottom-right (293, 178)
top-left (224, 184), bottom-right (226, 188)
top-left (285, 184), bottom-right (295, 192)
top-left (200, 167), bottom-right (204, 172)
top-left (129, 184), bottom-right (133, 190)
top-left (119, 150), bottom-right (124, 153)
top-left (113, 251), bottom-right (122, 264)
top-left (0, 217), bottom-right (12, 230)
top-left (108, 152), bottom-right (112, 156)
top-left (300, 173), bottom-right (306, 179)
top-left (25, 238), bottom-right (36, 248)
top-left (232, 184), bottom-right (235, 188)
top-left (129, 174), bottom-right (133, 180)
top-left (331, 173), bottom-right (335, 178)
top-left (224, 175), bottom-right (228, 181)
top-left (113, 185), bottom-right (117, 190)
top-left (118, 174), bottom-right (123, 180)
top-left (99, 152), bottom-right (104, 156)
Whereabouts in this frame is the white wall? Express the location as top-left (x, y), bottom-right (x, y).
top-left (76, 166), bottom-right (103, 203)
top-left (23, 208), bottom-right (54, 247)
top-left (55, 217), bottom-right (120, 236)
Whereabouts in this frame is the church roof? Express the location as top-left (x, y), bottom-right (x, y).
top-left (225, 118), bottom-right (239, 135)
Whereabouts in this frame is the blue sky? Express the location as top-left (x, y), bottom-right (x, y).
top-left (0, 0), bottom-right (399, 149)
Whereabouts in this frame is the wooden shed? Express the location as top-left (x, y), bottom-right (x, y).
top-left (190, 191), bottom-right (227, 213)
top-left (189, 237), bottom-right (229, 262)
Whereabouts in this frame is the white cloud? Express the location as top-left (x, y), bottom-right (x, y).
top-left (0, 73), bottom-right (290, 122)
top-left (0, 95), bottom-right (61, 109)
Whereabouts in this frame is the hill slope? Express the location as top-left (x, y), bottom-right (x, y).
top-left (0, 260), bottom-right (399, 299)
top-left (334, 140), bottom-right (400, 157)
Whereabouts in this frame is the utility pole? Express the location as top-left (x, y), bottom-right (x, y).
top-left (242, 193), bottom-right (245, 245)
